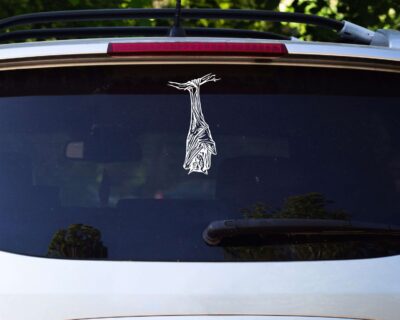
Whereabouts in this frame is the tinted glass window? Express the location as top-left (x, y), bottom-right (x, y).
top-left (0, 65), bottom-right (400, 261)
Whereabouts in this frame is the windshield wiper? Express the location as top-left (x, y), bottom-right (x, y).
top-left (203, 218), bottom-right (400, 246)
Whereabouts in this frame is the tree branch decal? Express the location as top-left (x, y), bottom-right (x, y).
top-left (168, 73), bottom-right (219, 175)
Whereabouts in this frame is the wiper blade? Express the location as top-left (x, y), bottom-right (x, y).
top-left (203, 218), bottom-right (400, 246)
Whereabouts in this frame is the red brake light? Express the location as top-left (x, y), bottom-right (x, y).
top-left (107, 42), bottom-right (288, 56)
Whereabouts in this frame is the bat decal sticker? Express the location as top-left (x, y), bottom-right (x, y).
top-left (168, 73), bottom-right (219, 175)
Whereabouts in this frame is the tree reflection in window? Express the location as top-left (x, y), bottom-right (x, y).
top-left (224, 192), bottom-right (371, 261)
top-left (47, 224), bottom-right (108, 259)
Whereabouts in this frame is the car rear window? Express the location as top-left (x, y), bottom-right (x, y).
top-left (0, 64), bottom-right (400, 261)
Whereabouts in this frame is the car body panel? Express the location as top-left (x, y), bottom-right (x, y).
top-left (0, 37), bottom-right (399, 63)
top-left (86, 317), bottom-right (361, 320)
top-left (0, 251), bottom-right (398, 320)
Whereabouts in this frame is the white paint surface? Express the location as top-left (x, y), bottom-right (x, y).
top-left (0, 251), bottom-right (398, 320)
top-left (0, 37), bottom-right (399, 62)
top-left (92, 317), bottom-right (358, 320)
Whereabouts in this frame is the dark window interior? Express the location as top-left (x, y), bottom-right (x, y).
top-left (0, 65), bottom-right (400, 261)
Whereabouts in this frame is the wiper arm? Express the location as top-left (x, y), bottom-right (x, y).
top-left (203, 218), bottom-right (400, 246)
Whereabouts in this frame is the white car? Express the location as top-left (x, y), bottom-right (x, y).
top-left (0, 5), bottom-right (399, 320)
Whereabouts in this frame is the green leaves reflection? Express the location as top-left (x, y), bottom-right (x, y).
top-left (224, 192), bottom-right (396, 261)
top-left (241, 192), bottom-right (349, 220)
top-left (47, 224), bottom-right (108, 259)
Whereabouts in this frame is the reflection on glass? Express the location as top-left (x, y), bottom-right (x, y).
top-left (240, 192), bottom-right (349, 220)
top-left (225, 192), bottom-right (353, 260)
top-left (223, 193), bottom-right (400, 261)
top-left (47, 224), bottom-right (108, 259)
top-left (0, 65), bottom-right (400, 261)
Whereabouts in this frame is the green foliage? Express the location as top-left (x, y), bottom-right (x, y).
top-left (228, 194), bottom-right (397, 261)
top-left (226, 192), bottom-right (353, 261)
top-left (241, 192), bottom-right (349, 220)
top-left (0, 0), bottom-right (399, 41)
top-left (286, 0), bottom-right (400, 40)
top-left (158, 0), bottom-right (400, 40)
top-left (0, 0), bottom-right (125, 19)
top-left (280, 192), bottom-right (349, 220)
top-left (47, 224), bottom-right (108, 259)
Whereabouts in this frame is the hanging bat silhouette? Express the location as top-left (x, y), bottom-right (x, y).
top-left (168, 73), bottom-right (220, 175)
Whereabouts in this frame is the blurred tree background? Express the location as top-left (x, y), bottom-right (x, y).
top-left (0, 0), bottom-right (399, 41)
